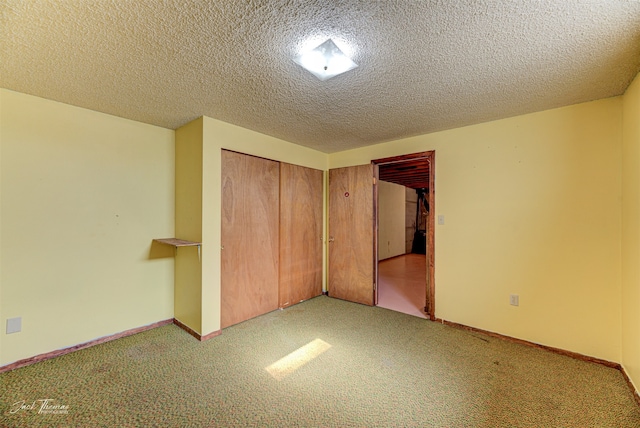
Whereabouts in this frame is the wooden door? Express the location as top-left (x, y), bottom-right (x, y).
top-left (328, 164), bottom-right (375, 305)
top-left (279, 163), bottom-right (323, 308)
top-left (221, 150), bottom-right (280, 328)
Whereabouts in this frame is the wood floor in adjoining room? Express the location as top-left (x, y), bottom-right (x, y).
top-left (377, 253), bottom-right (427, 319)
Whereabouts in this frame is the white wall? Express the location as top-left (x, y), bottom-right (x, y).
top-left (378, 180), bottom-right (407, 260)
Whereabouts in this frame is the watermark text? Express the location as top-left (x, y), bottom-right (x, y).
top-left (10, 399), bottom-right (69, 415)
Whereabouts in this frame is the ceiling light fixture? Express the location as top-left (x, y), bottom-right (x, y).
top-left (293, 39), bottom-right (358, 81)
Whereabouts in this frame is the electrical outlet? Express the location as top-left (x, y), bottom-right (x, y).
top-left (509, 295), bottom-right (519, 306)
top-left (6, 317), bottom-right (22, 334)
top-left (438, 215), bottom-right (445, 225)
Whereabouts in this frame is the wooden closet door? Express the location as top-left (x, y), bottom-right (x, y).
top-left (221, 150), bottom-right (280, 328)
top-left (279, 163), bottom-right (323, 308)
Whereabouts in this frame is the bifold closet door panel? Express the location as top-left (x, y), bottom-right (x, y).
top-left (279, 163), bottom-right (323, 308)
top-left (221, 150), bottom-right (280, 329)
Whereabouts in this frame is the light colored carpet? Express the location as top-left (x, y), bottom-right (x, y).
top-left (1, 296), bottom-right (639, 427)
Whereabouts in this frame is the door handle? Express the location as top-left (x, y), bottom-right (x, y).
top-left (328, 236), bottom-right (335, 242)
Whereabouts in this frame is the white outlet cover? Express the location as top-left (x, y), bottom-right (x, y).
top-left (438, 215), bottom-right (445, 225)
top-left (6, 317), bottom-right (22, 334)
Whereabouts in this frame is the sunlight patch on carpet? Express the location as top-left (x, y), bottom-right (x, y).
top-left (265, 338), bottom-right (331, 380)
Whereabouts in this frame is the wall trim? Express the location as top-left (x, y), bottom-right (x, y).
top-left (0, 318), bottom-right (224, 374)
top-left (173, 318), bottom-right (221, 341)
top-left (378, 253), bottom-right (414, 263)
top-left (435, 317), bottom-right (639, 406)
top-left (201, 329), bottom-right (223, 341)
top-left (0, 319), bottom-right (173, 374)
top-left (620, 364), bottom-right (640, 408)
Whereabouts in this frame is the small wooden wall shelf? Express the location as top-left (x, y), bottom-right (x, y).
top-left (154, 238), bottom-right (201, 247)
top-left (153, 238), bottom-right (201, 260)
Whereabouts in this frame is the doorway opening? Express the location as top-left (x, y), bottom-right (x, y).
top-left (372, 151), bottom-right (435, 319)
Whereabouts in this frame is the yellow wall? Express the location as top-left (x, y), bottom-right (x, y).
top-left (174, 118), bottom-right (204, 331)
top-left (330, 98), bottom-right (623, 362)
top-left (0, 88), bottom-right (3, 361)
top-left (0, 89), bottom-right (175, 365)
top-left (622, 71), bottom-right (640, 390)
top-left (378, 180), bottom-right (406, 260)
top-left (174, 116), bottom-right (328, 335)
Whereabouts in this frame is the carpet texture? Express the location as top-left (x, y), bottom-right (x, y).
top-left (1, 296), bottom-right (639, 427)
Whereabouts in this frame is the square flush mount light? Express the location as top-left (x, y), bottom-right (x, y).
top-left (293, 39), bottom-right (358, 81)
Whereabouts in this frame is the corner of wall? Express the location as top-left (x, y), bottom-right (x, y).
top-left (621, 71), bottom-right (640, 394)
top-left (200, 118), bottom-right (222, 335)
top-left (174, 117), bottom-right (205, 334)
top-left (0, 89), bottom-right (5, 362)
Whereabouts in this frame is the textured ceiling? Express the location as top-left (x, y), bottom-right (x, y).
top-left (2, 1), bottom-right (640, 153)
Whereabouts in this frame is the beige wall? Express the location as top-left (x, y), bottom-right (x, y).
top-left (0, 89), bottom-right (175, 366)
top-left (330, 97), bottom-right (623, 362)
top-left (378, 180), bottom-right (406, 260)
top-left (174, 118), bottom-right (204, 332)
top-left (0, 89), bottom-right (3, 362)
top-left (174, 117), bottom-right (328, 335)
top-left (622, 71), bottom-right (640, 391)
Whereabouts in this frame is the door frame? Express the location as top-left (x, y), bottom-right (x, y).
top-left (372, 151), bottom-right (436, 319)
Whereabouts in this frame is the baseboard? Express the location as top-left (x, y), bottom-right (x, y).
top-left (0, 317), bottom-right (222, 374)
top-left (201, 329), bottom-right (222, 341)
top-left (434, 317), bottom-right (640, 407)
top-left (0, 319), bottom-right (173, 374)
top-left (173, 318), bottom-right (221, 341)
top-left (619, 365), bottom-right (640, 407)
top-left (435, 318), bottom-right (619, 367)
top-left (378, 253), bottom-right (414, 262)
